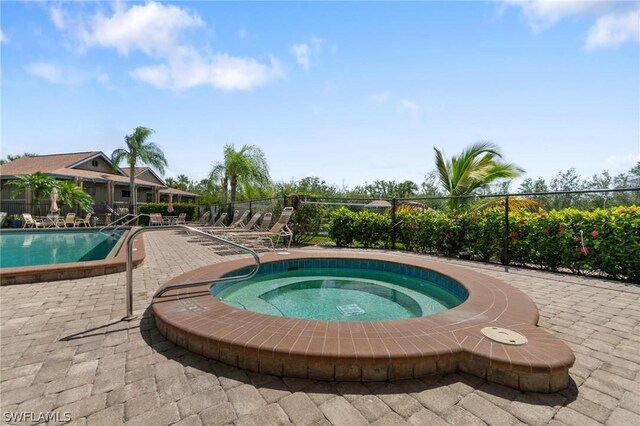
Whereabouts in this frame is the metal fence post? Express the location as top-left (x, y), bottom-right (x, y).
top-left (503, 194), bottom-right (509, 272)
top-left (391, 198), bottom-right (397, 250)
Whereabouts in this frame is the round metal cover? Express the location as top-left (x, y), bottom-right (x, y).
top-left (481, 327), bottom-right (528, 346)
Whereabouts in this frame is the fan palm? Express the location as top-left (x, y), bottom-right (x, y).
top-left (434, 142), bottom-right (524, 210)
top-left (209, 144), bottom-right (270, 210)
top-left (111, 127), bottom-right (168, 215)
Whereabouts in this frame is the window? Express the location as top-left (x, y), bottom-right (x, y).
top-left (91, 160), bottom-right (99, 167)
top-left (121, 190), bottom-right (130, 198)
top-left (84, 187), bottom-right (96, 196)
top-left (146, 193), bottom-right (153, 202)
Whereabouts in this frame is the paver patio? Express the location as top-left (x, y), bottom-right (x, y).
top-left (1, 230), bottom-right (639, 425)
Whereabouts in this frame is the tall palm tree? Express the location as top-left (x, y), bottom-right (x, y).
top-left (111, 127), bottom-right (168, 215)
top-left (209, 144), bottom-right (270, 211)
top-left (434, 141), bottom-right (524, 210)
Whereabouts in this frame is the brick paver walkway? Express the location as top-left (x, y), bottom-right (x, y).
top-left (1, 230), bottom-right (639, 425)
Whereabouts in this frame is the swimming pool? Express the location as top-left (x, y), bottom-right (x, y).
top-left (0, 229), bottom-right (126, 268)
top-left (213, 260), bottom-right (467, 321)
top-left (0, 228), bottom-right (142, 285)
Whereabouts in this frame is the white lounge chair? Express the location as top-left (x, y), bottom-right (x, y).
top-left (227, 207), bottom-right (294, 250)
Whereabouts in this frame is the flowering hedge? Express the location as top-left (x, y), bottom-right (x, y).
top-left (328, 206), bottom-right (640, 281)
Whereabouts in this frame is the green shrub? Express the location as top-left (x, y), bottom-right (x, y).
top-left (328, 207), bottom-right (356, 247)
top-left (137, 203), bottom-right (198, 226)
top-left (290, 203), bottom-right (325, 244)
top-left (328, 205), bottom-right (640, 281)
top-left (353, 210), bottom-right (391, 248)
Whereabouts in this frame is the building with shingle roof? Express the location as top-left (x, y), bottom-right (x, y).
top-left (0, 152), bottom-right (199, 218)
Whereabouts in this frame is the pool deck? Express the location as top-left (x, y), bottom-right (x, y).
top-left (1, 230), bottom-right (639, 425)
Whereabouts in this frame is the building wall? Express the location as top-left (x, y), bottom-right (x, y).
top-left (136, 170), bottom-right (164, 186)
top-left (75, 156), bottom-right (119, 174)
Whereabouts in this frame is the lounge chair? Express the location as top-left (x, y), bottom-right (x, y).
top-left (22, 213), bottom-right (43, 228)
top-left (192, 211), bottom-right (211, 226)
top-left (257, 213), bottom-right (273, 231)
top-left (75, 213), bottom-right (92, 227)
top-left (230, 210), bottom-right (249, 228)
top-left (58, 213), bottom-right (76, 228)
top-left (227, 207), bottom-right (294, 250)
top-left (200, 212), bottom-right (228, 230)
top-left (209, 213), bottom-right (262, 234)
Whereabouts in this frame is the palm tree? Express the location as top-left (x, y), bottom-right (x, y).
top-left (434, 141), bottom-right (524, 210)
top-left (7, 172), bottom-right (58, 215)
top-left (111, 127), bottom-right (168, 215)
top-left (57, 181), bottom-right (94, 214)
top-left (209, 144), bottom-right (270, 211)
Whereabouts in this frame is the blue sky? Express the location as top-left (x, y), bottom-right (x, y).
top-left (2, 1), bottom-right (639, 189)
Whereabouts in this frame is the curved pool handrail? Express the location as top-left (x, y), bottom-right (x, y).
top-left (98, 213), bottom-right (138, 233)
top-left (124, 224), bottom-right (261, 319)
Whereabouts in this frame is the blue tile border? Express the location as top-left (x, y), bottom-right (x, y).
top-left (220, 258), bottom-right (469, 301)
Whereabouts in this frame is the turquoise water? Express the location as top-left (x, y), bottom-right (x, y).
top-left (0, 229), bottom-right (126, 268)
top-left (213, 267), bottom-right (465, 321)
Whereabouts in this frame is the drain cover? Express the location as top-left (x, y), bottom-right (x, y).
top-left (337, 304), bottom-right (365, 316)
top-left (481, 327), bottom-right (528, 345)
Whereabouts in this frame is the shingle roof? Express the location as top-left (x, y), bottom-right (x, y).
top-left (0, 152), bottom-right (100, 175)
top-left (0, 152), bottom-right (163, 188)
top-left (159, 188), bottom-right (200, 197)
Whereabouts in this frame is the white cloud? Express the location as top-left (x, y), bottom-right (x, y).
top-left (54, 1), bottom-right (282, 90)
top-left (503, 0), bottom-right (640, 48)
top-left (291, 36), bottom-right (324, 70)
top-left (50, 6), bottom-right (66, 30)
top-left (368, 91), bottom-right (391, 105)
top-left (79, 1), bottom-right (204, 56)
top-left (0, 29), bottom-right (7, 44)
top-left (291, 43), bottom-right (310, 70)
top-left (130, 52), bottom-right (283, 91)
top-left (24, 62), bottom-right (63, 83)
top-left (604, 152), bottom-right (640, 172)
top-left (398, 98), bottom-right (422, 120)
top-left (587, 10), bottom-right (640, 49)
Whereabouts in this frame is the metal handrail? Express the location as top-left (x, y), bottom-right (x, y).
top-left (124, 224), bottom-right (261, 319)
top-left (98, 213), bottom-right (137, 232)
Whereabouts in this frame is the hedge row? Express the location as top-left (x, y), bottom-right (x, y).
top-left (328, 206), bottom-right (640, 281)
top-left (137, 203), bottom-right (198, 226)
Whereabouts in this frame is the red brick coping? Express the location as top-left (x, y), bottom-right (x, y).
top-left (152, 251), bottom-right (575, 392)
top-left (0, 228), bottom-right (145, 285)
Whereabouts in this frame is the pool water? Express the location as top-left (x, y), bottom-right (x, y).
top-left (0, 229), bottom-right (126, 268)
top-left (214, 267), bottom-right (465, 321)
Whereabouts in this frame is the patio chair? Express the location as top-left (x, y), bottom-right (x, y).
top-left (22, 213), bottom-right (43, 228)
top-left (200, 212), bottom-right (228, 230)
top-left (75, 213), bottom-right (92, 227)
top-left (192, 211), bottom-right (210, 226)
top-left (230, 210), bottom-right (249, 228)
top-left (257, 212), bottom-right (273, 231)
top-left (209, 213), bottom-right (262, 234)
top-left (149, 213), bottom-right (164, 226)
top-left (227, 207), bottom-right (294, 250)
top-left (175, 213), bottom-right (187, 225)
top-left (58, 213), bottom-right (76, 228)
